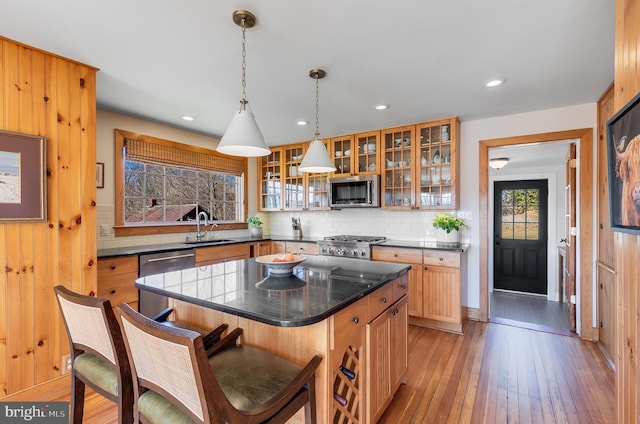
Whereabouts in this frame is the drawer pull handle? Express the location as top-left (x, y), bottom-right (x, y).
top-left (439, 257), bottom-right (444, 261)
top-left (400, 284), bottom-right (407, 290)
top-left (393, 253), bottom-right (398, 257)
top-left (381, 297), bottom-right (387, 303)
top-left (110, 265), bottom-right (116, 270)
top-left (110, 290), bottom-right (116, 294)
top-left (391, 308), bottom-right (398, 316)
top-left (352, 317), bottom-right (359, 324)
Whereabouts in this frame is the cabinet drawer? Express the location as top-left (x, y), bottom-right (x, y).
top-left (285, 242), bottom-right (318, 255)
top-left (423, 250), bottom-right (460, 268)
top-left (331, 295), bottom-right (368, 350)
top-left (195, 243), bottom-right (250, 264)
top-left (371, 247), bottom-right (422, 264)
top-left (368, 284), bottom-right (393, 321)
top-left (271, 241), bottom-right (286, 253)
top-left (97, 256), bottom-right (138, 276)
top-left (390, 273), bottom-right (409, 303)
top-left (97, 274), bottom-right (138, 306)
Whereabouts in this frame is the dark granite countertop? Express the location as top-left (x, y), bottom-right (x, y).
top-left (135, 255), bottom-right (410, 327)
top-left (98, 235), bottom-right (468, 258)
top-left (377, 240), bottom-right (470, 252)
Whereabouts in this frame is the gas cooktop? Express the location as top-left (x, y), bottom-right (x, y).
top-left (318, 235), bottom-right (387, 259)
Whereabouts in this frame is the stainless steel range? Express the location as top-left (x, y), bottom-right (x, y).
top-left (318, 235), bottom-right (387, 259)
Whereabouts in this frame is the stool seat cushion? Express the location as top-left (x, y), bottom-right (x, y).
top-left (138, 390), bottom-right (194, 424)
top-left (73, 353), bottom-right (118, 396)
top-left (208, 345), bottom-right (302, 411)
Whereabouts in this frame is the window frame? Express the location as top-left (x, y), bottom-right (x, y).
top-left (114, 129), bottom-right (248, 237)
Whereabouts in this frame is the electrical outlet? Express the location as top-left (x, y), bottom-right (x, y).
top-left (61, 354), bottom-right (71, 375)
top-left (100, 225), bottom-right (110, 236)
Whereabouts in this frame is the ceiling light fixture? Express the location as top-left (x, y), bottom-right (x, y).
top-left (299, 69), bottom-right (336, 173)
top-left (182, 115), bottom-right (194, 121)
top-left (297, 120), bottom-right (309, 126)
top-left (486, 79), bottom-right (504, 88)
top-left (216, 10), bottom-right (270, 157)
top-left (374, 104), bottom-right (390, 110)
top-left (489, 157), bottom-right (509, 169)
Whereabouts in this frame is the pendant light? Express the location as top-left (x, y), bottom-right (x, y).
top-left (299, 69), bottom-right (337, 173)
top-left (489, 157), bottom-right (509, 170)
top-left (217, 10), bottom-right (271, 157)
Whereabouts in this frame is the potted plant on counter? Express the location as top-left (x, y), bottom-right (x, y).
top-left (432, 213), bottom-right (465, 243)
top-left (247, 216), bottom-right (264, 238)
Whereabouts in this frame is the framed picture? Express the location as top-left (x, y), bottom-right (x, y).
top-left (0, 130), bottom-right (47, 222)
top-left (607, 90), bottom-right (640, 234)
top-left (96, 162), bottom-right (104, 188)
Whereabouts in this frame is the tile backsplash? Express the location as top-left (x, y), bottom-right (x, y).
top-left (97, 205), bottom-right (471, 250)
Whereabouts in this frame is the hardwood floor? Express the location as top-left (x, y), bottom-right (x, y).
top-left (70, 321), bottom-right (615, 424)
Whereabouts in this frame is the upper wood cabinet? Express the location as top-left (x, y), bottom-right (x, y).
top-left (258, 148), bottom-right (284, 211)
top-left (259, 116), bottom-right (459, 211)
top-left (381, 117), bottom-right (459, 210)
top-left (330, 131), bottom-right (381, 177)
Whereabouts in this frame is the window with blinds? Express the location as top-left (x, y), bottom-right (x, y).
top-left (114, 129), bottom-right (247, 232)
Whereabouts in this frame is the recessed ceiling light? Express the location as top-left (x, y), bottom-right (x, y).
top-left (374, 104), bottom-right (390, 110)
top-left (297, 120), bottom-right (309, 126)
top-left (182, 115), bottom-right (194, 121)
top-left (485, 79), bottom-right (503, 88)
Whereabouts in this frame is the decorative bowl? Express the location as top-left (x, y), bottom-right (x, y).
top-left (255, 274), bottom-right (307, 290)
top-left (255, 254), bottom-right (306, 275)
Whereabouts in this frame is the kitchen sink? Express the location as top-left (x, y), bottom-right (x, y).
top-left (184, 239), bottom-right (234, 245)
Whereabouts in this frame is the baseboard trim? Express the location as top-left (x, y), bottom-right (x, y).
top-left (464, 306), bottom-right (482, 321)
top-left (0, 375), bottom-right (70, 401)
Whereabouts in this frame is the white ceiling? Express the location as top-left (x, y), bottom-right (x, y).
top-left (0, 1), bottom-right (613, 149)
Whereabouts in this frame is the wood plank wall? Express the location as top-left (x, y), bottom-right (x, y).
top-left (0, 37), bottom-right (97, 397)
top-left (614, 0), bottom-right (640, 422)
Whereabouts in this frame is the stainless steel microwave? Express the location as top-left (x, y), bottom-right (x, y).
top-left (329, 175), bottom-right (380, 208)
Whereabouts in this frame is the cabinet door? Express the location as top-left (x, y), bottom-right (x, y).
top-left (415, 117), bottom-right (459, 209)
top-left (408, 264), bottom-right (424, 317)
top-left (258, 148), bottom-right (283, 211)
top-left (381, 125), bottom-right (416, 209)
top-left (330, 134), bottom-right (355, 176)
top-left (283, 144), bottom-right (306, 210)
top-left (305, 140), bottom-right (331, 210)
top-left (285, 241), bottom-right (319, 256)
top-left (423, 264), bottom-right (461, 324)
top-left (354, 131), bottom-right (380, 174)
top-left (390, 296), bottom-right (408, 390)
top-left (367, 305), bottom-right (392, 422)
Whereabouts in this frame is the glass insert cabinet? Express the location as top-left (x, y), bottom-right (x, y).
top-left (381, 117), bottom-right (459, 210)
top-left (258, 141), bottom-right (331, 211)
top-left (258, 116), bottom-right (459, 211)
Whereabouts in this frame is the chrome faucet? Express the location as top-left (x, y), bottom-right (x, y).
top-left (196, 211), bottom-right (208, 241)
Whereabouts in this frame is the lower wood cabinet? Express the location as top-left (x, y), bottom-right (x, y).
top-left (97, 255), bottom-right (139, 310)
top-left (269, 240), bottom-right (319, 256)
top-left (372, 246), bottom-right (467, 333)
top-left (367, 295), bottom-right (408, 423)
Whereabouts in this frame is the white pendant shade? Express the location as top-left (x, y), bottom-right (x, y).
top-left (299, 139), bottom-right (336, 173)
top-left (489, 157), bottom-right (509, 169)
top-left (217, 108), bottom-right (271, 157)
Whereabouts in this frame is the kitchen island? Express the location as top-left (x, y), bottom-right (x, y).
top-left (136, 255), bottom-right (410, 424)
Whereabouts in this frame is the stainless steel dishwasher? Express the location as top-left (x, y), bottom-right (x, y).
top-left (138, 249), bottom-right (195, 317)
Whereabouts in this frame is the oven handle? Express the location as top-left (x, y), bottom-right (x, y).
top-left (366, 180), bottom-right (372, 204)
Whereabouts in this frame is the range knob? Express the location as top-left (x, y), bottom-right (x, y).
top-left (336, 248), bottom-right (345, 256)
top-left (328, 247), bottom-right (335, 255)
top-left (351, 249), bottom-right (360, 257)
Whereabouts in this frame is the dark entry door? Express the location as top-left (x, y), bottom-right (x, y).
top-left (494, 179), bottom-right (548, 294)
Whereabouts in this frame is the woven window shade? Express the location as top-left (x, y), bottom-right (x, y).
top-left (124, 137), bottom-right (245, 176)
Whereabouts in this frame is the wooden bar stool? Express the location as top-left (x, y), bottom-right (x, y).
top-left (116, 303), bottom-right (323, 424)
top-left (54, 286), bottom-right (228, 424)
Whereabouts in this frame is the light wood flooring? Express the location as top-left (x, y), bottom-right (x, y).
top-left (70, 321), bottom-right (614, 424)
top-left (490, 291), bottom-right (570, 333)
